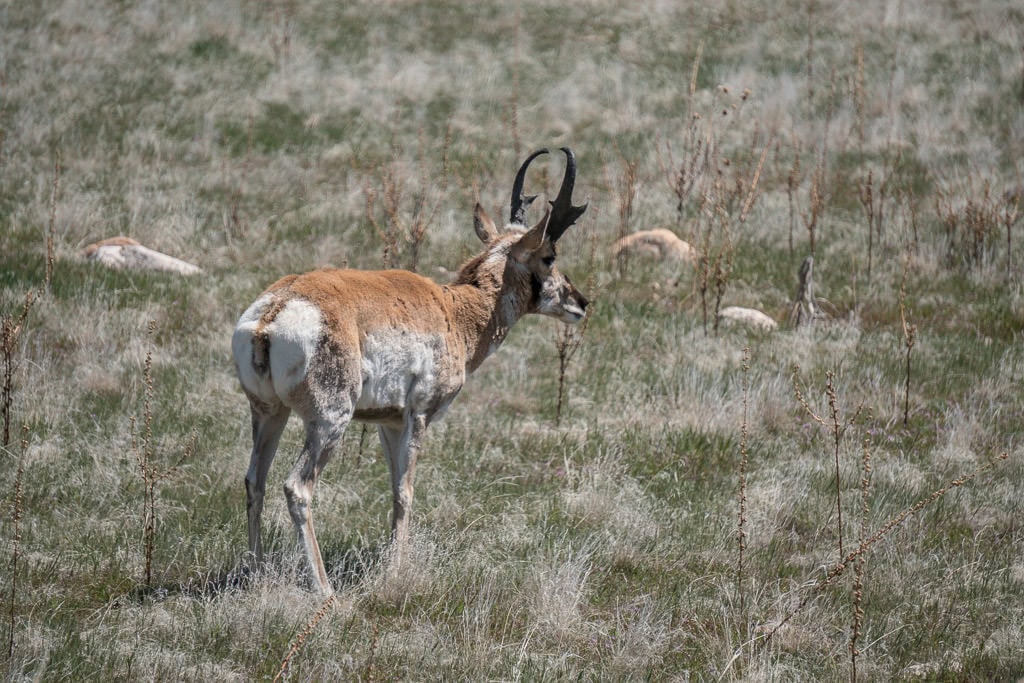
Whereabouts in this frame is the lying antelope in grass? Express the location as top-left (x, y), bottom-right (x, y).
top-left (232, 148), bottom-right (589, 594)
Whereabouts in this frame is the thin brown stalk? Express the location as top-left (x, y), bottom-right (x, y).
top-left (553, 308), bottom-right (590, 427)
top-left (1003, 190), bottom-right (1020, 281)
top-left (688, 40), bottom-right (704, 117)
top-left (1, 291), bottom-right (36, 449)
top-left (737, 348), bottom-right (751, 619)
top-left (792, 367), bottom-right (864, 559)
top-left (801, 157), bottom-right (826, 257)
top-left (849, 434), bottom-right (872, 682)
top-left (6, 425), bottom-right (28, 663)
top-left (616, 159), bottom-right (638, 244)
top-left (365, 183), bottom-right (397, 270)
top-left (859, 170), bottom-right (875, 282)
top-left (273, 593), bottom-right (338, 683)
top-left (853, 43), bottom-right (866, 151)
top-left (763, 452), bottom-right (1009, 645)
top-left (362, 619), bottom-right (380, 682)
top-left (787, 147), bottom-right (801, 259)
top-left (902, 189), bottom-right (920, 256)
top-left (825, 372), bottom-right (845, 556)
top-left (711, 235), bottom-right (734, 337)
top-left (132, 322), bottom-right (197, 589)
top-left (365, 142), bottom-right (447, 272)
top-left (696, 189), bottom-right (715, 336)
top-left (737, 140), bottom-right (771, 226)
top-left (45, 152), bottom-right (62, 289)
top-left (898, 265), bottom-right (916, 427)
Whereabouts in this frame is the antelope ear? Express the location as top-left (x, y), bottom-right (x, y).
top-left (473, 203), bottom-right (498, 244)
top-left (513, 206), bottom-right (550, 259)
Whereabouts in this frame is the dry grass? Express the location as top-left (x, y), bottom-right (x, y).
top-left (1, 0), bottom-right (1023, 679)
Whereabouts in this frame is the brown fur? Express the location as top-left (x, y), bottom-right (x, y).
top-left (82, 235), bottom-right (141, 258)
top-left (612, 228), bottom-right (696, 264)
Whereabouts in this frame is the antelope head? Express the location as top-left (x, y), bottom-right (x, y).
top-left (470, 147), bottom-right (590, 325)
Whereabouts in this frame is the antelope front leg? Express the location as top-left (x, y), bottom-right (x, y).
top-left (379, 415), bottom-right (426, 561)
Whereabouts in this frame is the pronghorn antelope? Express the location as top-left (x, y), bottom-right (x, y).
top-left (232, 148), bottom-right (589, 594)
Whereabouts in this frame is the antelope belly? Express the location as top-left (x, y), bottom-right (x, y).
top-left (355, 330), bottom-right (445, 413)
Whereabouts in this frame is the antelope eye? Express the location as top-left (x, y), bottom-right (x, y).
top-left (542, 256), bottom-right (555, 267)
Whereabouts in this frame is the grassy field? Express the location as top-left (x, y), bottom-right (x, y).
top-left (2, 0), bottom-right (1023, 679)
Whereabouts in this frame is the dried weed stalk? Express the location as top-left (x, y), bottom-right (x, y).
top-left (792, 366), bottom-right (863, 558)
top-left (273, 593), bottom-right (338, 683)
top-left (662, 74), bottom-right (765, 336)
top-left (658, 122), bottom-right (710, 239)
top-left (132, 322), bottom-right (198, 589)
top-left (801, 155), bottom-right (827, 258)
top-left (858, 149), bottom-right (903, 282)
top-left (45, 153), bottom-right (61, 289)
top-left (1002, 189), bottom-right (1021, 280)
top-left (553, 321), bottom-right (587, 427)
top-left (787, 146), bottom-right (802, 259)
top-left (936, 177), bottom-right (1020, 273)
top-left (852, 43), bottom-right (866, 151)
top-left (553, 272), bottom-right (595, 427)
top-left (899, 188), bottom-right (922, 257)
top-left (710, 140), bottom-right (768, 337)
top-left (614, 158), bottom-right (639, 276)
top-left (656, 40), bottom-right (708, 240)
top-left (763, 452), bottom-right (1009, 646)
top-left (898, 265), bottom-right (916, 427)
top-left (804, 0), bottom-right (817, 111)
top-left (1, 291), bottom-right (36, 449)
top-left (5, 425), bottom-right (28, 664)
top-left (858, 170), bottom-right (878, 282)
top-left (736, 347), bottom-right (751, 619)
top-left (849, 434), bottom-right (873, 682)
top-left (695, 134), bottom-right (768, 336)
top-left (365, 131), bottom-right (450, 272)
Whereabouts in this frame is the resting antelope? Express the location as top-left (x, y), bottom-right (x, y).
top-left (232, 148), bottom-right (589, 594)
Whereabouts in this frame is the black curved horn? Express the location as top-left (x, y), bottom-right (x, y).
top-left (547, 147), bottom-right (588, 243)
top-left (510, 148), bottom-right (549, 225)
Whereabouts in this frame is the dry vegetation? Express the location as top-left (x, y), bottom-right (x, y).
top-left (2, 0), bottom-right (1023, 679)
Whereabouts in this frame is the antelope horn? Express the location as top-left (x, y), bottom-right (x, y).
top-left (547, 147), bottom-right (588, 243)
top-left (510, 148), bottom-right (549, 226)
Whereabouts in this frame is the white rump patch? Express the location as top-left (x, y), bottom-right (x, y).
top-left (267, 300), bottom-right (324, 399)
top-left (232, 296), bottom-right (324, 405)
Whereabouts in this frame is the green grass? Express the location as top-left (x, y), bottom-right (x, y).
top-left (2, 0), bottom-right (1024, 680)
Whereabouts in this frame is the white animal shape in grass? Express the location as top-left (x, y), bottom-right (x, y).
top-left (84, 236), bottom-right (201, 275)
top-left (718, 306), bottom-right (778, 332)
top-left (232, 148), bottom-right (589, 594)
